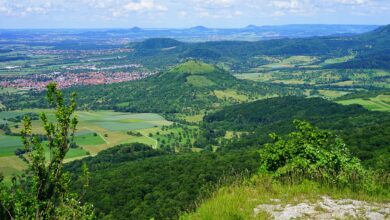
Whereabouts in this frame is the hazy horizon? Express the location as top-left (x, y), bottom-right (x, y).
top-left (0, 0), bottom-right (389, 29)
top-left (0, 24), bottom-right (383, 31)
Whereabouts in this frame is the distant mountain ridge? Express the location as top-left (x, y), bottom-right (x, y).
top-left (127, 24), bottom-right (390, 70)
top-left (0, 24), bottom-right (379, 43)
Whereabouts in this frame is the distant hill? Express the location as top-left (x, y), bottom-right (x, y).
top-left (189, 26), bottom-right (210, 31)
top-left (328, 24), bottom-right (390, 69)
top-left (126, 24), bottom-right (390, 70)
top-left (3, 61), bottom-right (300, 113)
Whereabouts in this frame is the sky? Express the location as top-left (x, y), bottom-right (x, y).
top-left (0, 0), bottom-right (389, 28)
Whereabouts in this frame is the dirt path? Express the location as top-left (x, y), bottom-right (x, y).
top-left (82, 127), bottom-right (110, 144)
top-left (142, 134), bottom-right (158, 149)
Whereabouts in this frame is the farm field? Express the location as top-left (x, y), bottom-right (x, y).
top-left (321, 53), bottom-right (356, 65)
top-left (259, 56), bottom-right (318, 69)
top-left (0, 135), bottom-right (22, 157)
top-left (337, 94), bottom-right (390, 112)
top-left (317, 90), bottom-right (350, 99)
top-left (214, 89), bottom-right (249, 102)
top-left (0, 156), bottom-right (27, 183)
top-left (0, 109), bottom-right (172, 178)
top-left (234, 72), bottom-right (266, 81)
top-left (235, 66), bottom-right (389, 91)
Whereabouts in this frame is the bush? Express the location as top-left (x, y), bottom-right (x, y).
top-left (259, 120), bottom-right (369, 190)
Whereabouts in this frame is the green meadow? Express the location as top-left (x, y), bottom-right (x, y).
top-left (0, 135), bottom-right (22, 157)
top-left (74, 132), bottom-right (106, 146)
top-left (337, 94), bottom-right (390, 112)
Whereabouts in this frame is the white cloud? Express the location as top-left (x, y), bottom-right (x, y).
top-left (271, 0), bottom-right (300, 10)
top-left (334, 0), bottom-right (370, 5)
top-left (179, 10), bottom-right (188, 16)
top-left (272, 11), bottom-right (286, 16)
top-left (123, 0), bottom-right (167, 12)
top-left (0, 0), bottom-right (54, 16)
top-left (268, 0), bottom-right (315, 15)
top-left (191, 0), bottom-right (235, 9)
top-left (234, 10), bottom-right (243, 15)
top-left (0, 0), bottom-right (389, 25)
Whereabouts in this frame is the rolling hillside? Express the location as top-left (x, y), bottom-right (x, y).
top-left (1, 60), bottom-right (300, 113)
top-left (126, 25), bottom-right (390, 70)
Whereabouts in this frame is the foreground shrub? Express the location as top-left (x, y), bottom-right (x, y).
top-left (259, 120), bottom-right (370, 190)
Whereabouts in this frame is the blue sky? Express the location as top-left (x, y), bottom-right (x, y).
top-left (0, 0), bottom-right (389, 28)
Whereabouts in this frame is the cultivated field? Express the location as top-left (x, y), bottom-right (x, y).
top-left (0, 109), bottom-right (171, 177)
top-left (337, 94), bottom-right (390, 112)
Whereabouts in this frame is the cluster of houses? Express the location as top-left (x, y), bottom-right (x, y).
top-left (0, 70), bottom-right (156, 91)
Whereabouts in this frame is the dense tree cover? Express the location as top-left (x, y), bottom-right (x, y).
top-left (329, 25), bottom-right (390, 70)
top-left (134, 38), bottom-right (183, 50)
top-left (66, 143), bottom-right (167, 173)
top-left (203, 96), bottom-right (390, 170)
top-left (0, 61), bottom-right (301, 113)
top-left (66, 143), bottom-right (260, 219)
top-left (0, 55), bottom-right (29, 62)
top-left (0, 83), bottom-right (94, 219)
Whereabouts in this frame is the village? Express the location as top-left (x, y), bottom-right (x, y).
top-left (0, 70), bottom-right (156, 91)
top-left (29, 48), bottom-right (133, 56)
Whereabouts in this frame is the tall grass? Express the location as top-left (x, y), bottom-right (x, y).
top-left (272, 168), bottom-right (390, 196)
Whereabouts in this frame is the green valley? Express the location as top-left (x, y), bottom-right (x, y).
top-left (1, 23), bottom-right (390, 220)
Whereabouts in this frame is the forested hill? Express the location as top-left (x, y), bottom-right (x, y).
top-left (66, 143), bottom-right (260, 219)
top-left (127, 25), bottom-right (390, 70)
top-left (69, 61), bottom-right (299, 113)
top-left (204, 96), bottom-right (371, 130)
top-left (328, 24), bottom-right (390, 69)
top-left (204, 96), bottom-right (390, 170)
top-left (2, 60), bottom-right (300, 113)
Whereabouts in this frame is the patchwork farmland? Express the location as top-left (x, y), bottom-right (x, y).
top-left (0, 109), bottom-right (172, 178)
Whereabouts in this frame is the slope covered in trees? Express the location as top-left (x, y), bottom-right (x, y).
top-left (66, 143), bottom-right (259, 219)
top-left (124, 25), bottom-right (390, 70)
top-left (204, 96), bottom-right (390, 170)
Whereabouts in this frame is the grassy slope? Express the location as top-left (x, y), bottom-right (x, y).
top-left (182, 175), bottom-right (390, 220)
top-left (0, 135), bottom-right (22, 156)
